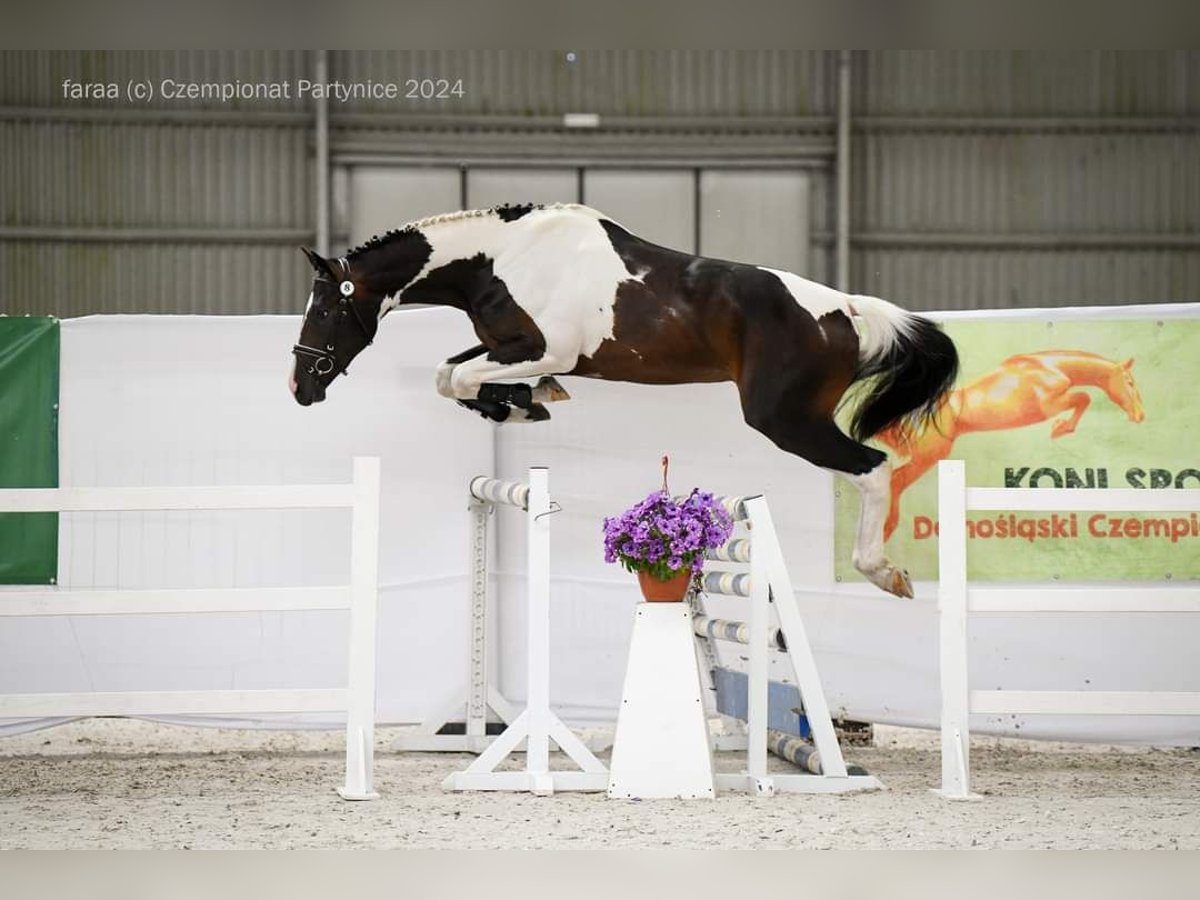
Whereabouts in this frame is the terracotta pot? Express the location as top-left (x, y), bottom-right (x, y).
top-left (637, 568), bottom-right (694, 602)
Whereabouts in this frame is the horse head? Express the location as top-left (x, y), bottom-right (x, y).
top-left (290, 248), bottom-right (383, 406)
top-left (1106, 357), bottom-right (1146, 423)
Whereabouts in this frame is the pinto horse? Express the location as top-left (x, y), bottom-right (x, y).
top-left (876, 350), bottom-right (1145, 540)
top-left (290, 203), bottom-right (958, 597)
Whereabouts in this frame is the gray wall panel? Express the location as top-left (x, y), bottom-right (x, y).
top-left (465, 168), bottom-right (577, 209)
top-left (349, 167), bottom-right (461, 248)
top-left (583, 170), bottom-right (694, 253)
top-left (1, 122), bottom-right (311, 229)
top-left (331, 51), bottom-right (834, 117)
top-left (700, 170), bottom-right (809, 274)
top-left (855, 249), bottom-right (1200, 311)
top-left (2, 51), bottom-right (1198, 315)
top-left (859, 51), bottom-right (1200, 116)
top-left (0, 243), bottom-right (310, 317)
top-left (856, 132), bottom-right (1200, 236)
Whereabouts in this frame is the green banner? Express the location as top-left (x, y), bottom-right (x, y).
top-left (836, 316), bottom-right (1200, 582)
top-left (0, 317), bottom-right (59, 584)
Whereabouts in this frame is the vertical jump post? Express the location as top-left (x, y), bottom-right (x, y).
top-left (442, 467), bottom-right (608, 794)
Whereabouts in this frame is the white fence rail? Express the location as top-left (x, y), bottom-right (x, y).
top-left (936, 459), bottom-right (1200, 799)
top-left (0, 456), bottom-right (382, 801)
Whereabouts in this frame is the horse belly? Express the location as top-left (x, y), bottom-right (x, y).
top-left (568, 281), bottom-right (735, 384)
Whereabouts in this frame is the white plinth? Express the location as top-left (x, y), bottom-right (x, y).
top-left (607, 602), bottom-right (715, 800)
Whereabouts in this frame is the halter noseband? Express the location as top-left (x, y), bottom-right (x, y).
top-left (292, 262), bottom-right (375, 378)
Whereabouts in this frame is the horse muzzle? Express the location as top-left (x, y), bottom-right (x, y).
top-left (292, 372), bottom-right (327, 406)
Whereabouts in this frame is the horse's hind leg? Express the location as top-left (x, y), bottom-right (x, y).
top-left (742, 403), bottom-right (913, 598)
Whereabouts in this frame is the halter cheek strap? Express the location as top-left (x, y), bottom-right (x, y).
top-left (292, 263), bottom-right (375, 377)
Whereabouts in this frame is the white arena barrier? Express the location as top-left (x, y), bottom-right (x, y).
top-left (439, 467), bottom-right (608, 794)
top-left (0, 457), bottom-right (382, 801)
top-left (935, 459), bottom-right (1200, 799)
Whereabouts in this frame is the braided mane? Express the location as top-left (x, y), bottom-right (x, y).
top-left (346, 203), bottom-right (582, 259)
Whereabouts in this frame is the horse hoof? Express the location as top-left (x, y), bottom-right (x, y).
top-left (888, 568), bottom-right (914, 599)
top-left (456, 398), bottom-right (511, 423)
top-left (503, 402), bottom-right (551, 424)
top-left (532, 376), bottom-right (571, 404)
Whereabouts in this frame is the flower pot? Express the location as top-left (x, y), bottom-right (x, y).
top-left (637, 568), bottom-right (693, 602)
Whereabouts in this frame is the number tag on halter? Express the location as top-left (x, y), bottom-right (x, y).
top-left (340, 280), bottom-right (354, 297)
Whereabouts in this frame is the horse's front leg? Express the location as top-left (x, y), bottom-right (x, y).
top-left (842, 458), bottom-right (913, 598)
top-left (741, 394), bottom-right (913, 598)
top-left (436, 345), bottom-right (488, 399)
top-left (1048, 391), bottom-right (1091, 438)
top-left (437, 346), bottom-right (571, 422)
top-left (447, 354), bottom-right (573, 424)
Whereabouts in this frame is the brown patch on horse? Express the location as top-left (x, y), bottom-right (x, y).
top-left (572, 225), bottom-right (745, 384)
top-left (404, 254), bottom-right (548, 364)
top-left (573, 280), bottom-right (742, 384)
top-left (812, 309), bottom-right (860, 417)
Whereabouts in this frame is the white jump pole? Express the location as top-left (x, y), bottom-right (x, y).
top-left (524, 467), bottom-right (553, 781)
top-left (935, 459), bottom-right (975, 800)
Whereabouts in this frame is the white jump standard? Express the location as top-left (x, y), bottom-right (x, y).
top-left (440, 467), bottom-right (608, 794)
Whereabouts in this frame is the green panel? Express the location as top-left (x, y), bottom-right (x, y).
top-left (0, 317), bottom-right (59, 584)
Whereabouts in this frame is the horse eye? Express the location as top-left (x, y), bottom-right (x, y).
top-left (318, 309), bottom-right (330, 320)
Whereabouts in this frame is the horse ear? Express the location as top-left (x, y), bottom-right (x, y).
top-left (1123, 358), bottom-right (1135, 370)
top-left (300, 247), bottom-right (335, 278)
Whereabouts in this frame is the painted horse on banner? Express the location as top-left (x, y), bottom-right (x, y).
top-left (876, 350), bottom-right (1145, 540)
top-left (289, 203), bottom-right (958, 597)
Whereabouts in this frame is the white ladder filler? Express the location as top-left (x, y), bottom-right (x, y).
top-left (436, 468), bottom-right (608, 794)
top-left (691, 494), bottom-right (883, 795)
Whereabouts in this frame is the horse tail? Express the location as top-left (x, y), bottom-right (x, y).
top-left (846, 296), bottom-right (959, 443)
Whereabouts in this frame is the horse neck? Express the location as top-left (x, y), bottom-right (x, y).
top-left (349, 230), bottom-right (434, 302)
top-left (1052, 354), bottom-right (1118, 388)
top-left (389, 214), bottom-right (517, 308)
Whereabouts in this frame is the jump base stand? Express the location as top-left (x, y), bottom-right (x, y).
top-left (608, 603), bottom-right (716, 800)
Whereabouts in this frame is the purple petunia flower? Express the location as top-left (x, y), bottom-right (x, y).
top-left (601, 484), bottom-right (735, 579)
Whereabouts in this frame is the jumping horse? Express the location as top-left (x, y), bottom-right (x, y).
top-left (290, 203), bottom-right (958, 597)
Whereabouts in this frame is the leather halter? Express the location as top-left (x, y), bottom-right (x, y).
top-left (292, 263), bottom-right (375, 378)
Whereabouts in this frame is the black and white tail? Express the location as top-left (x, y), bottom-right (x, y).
top-left (847, 296), bottom-right (959, 443)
